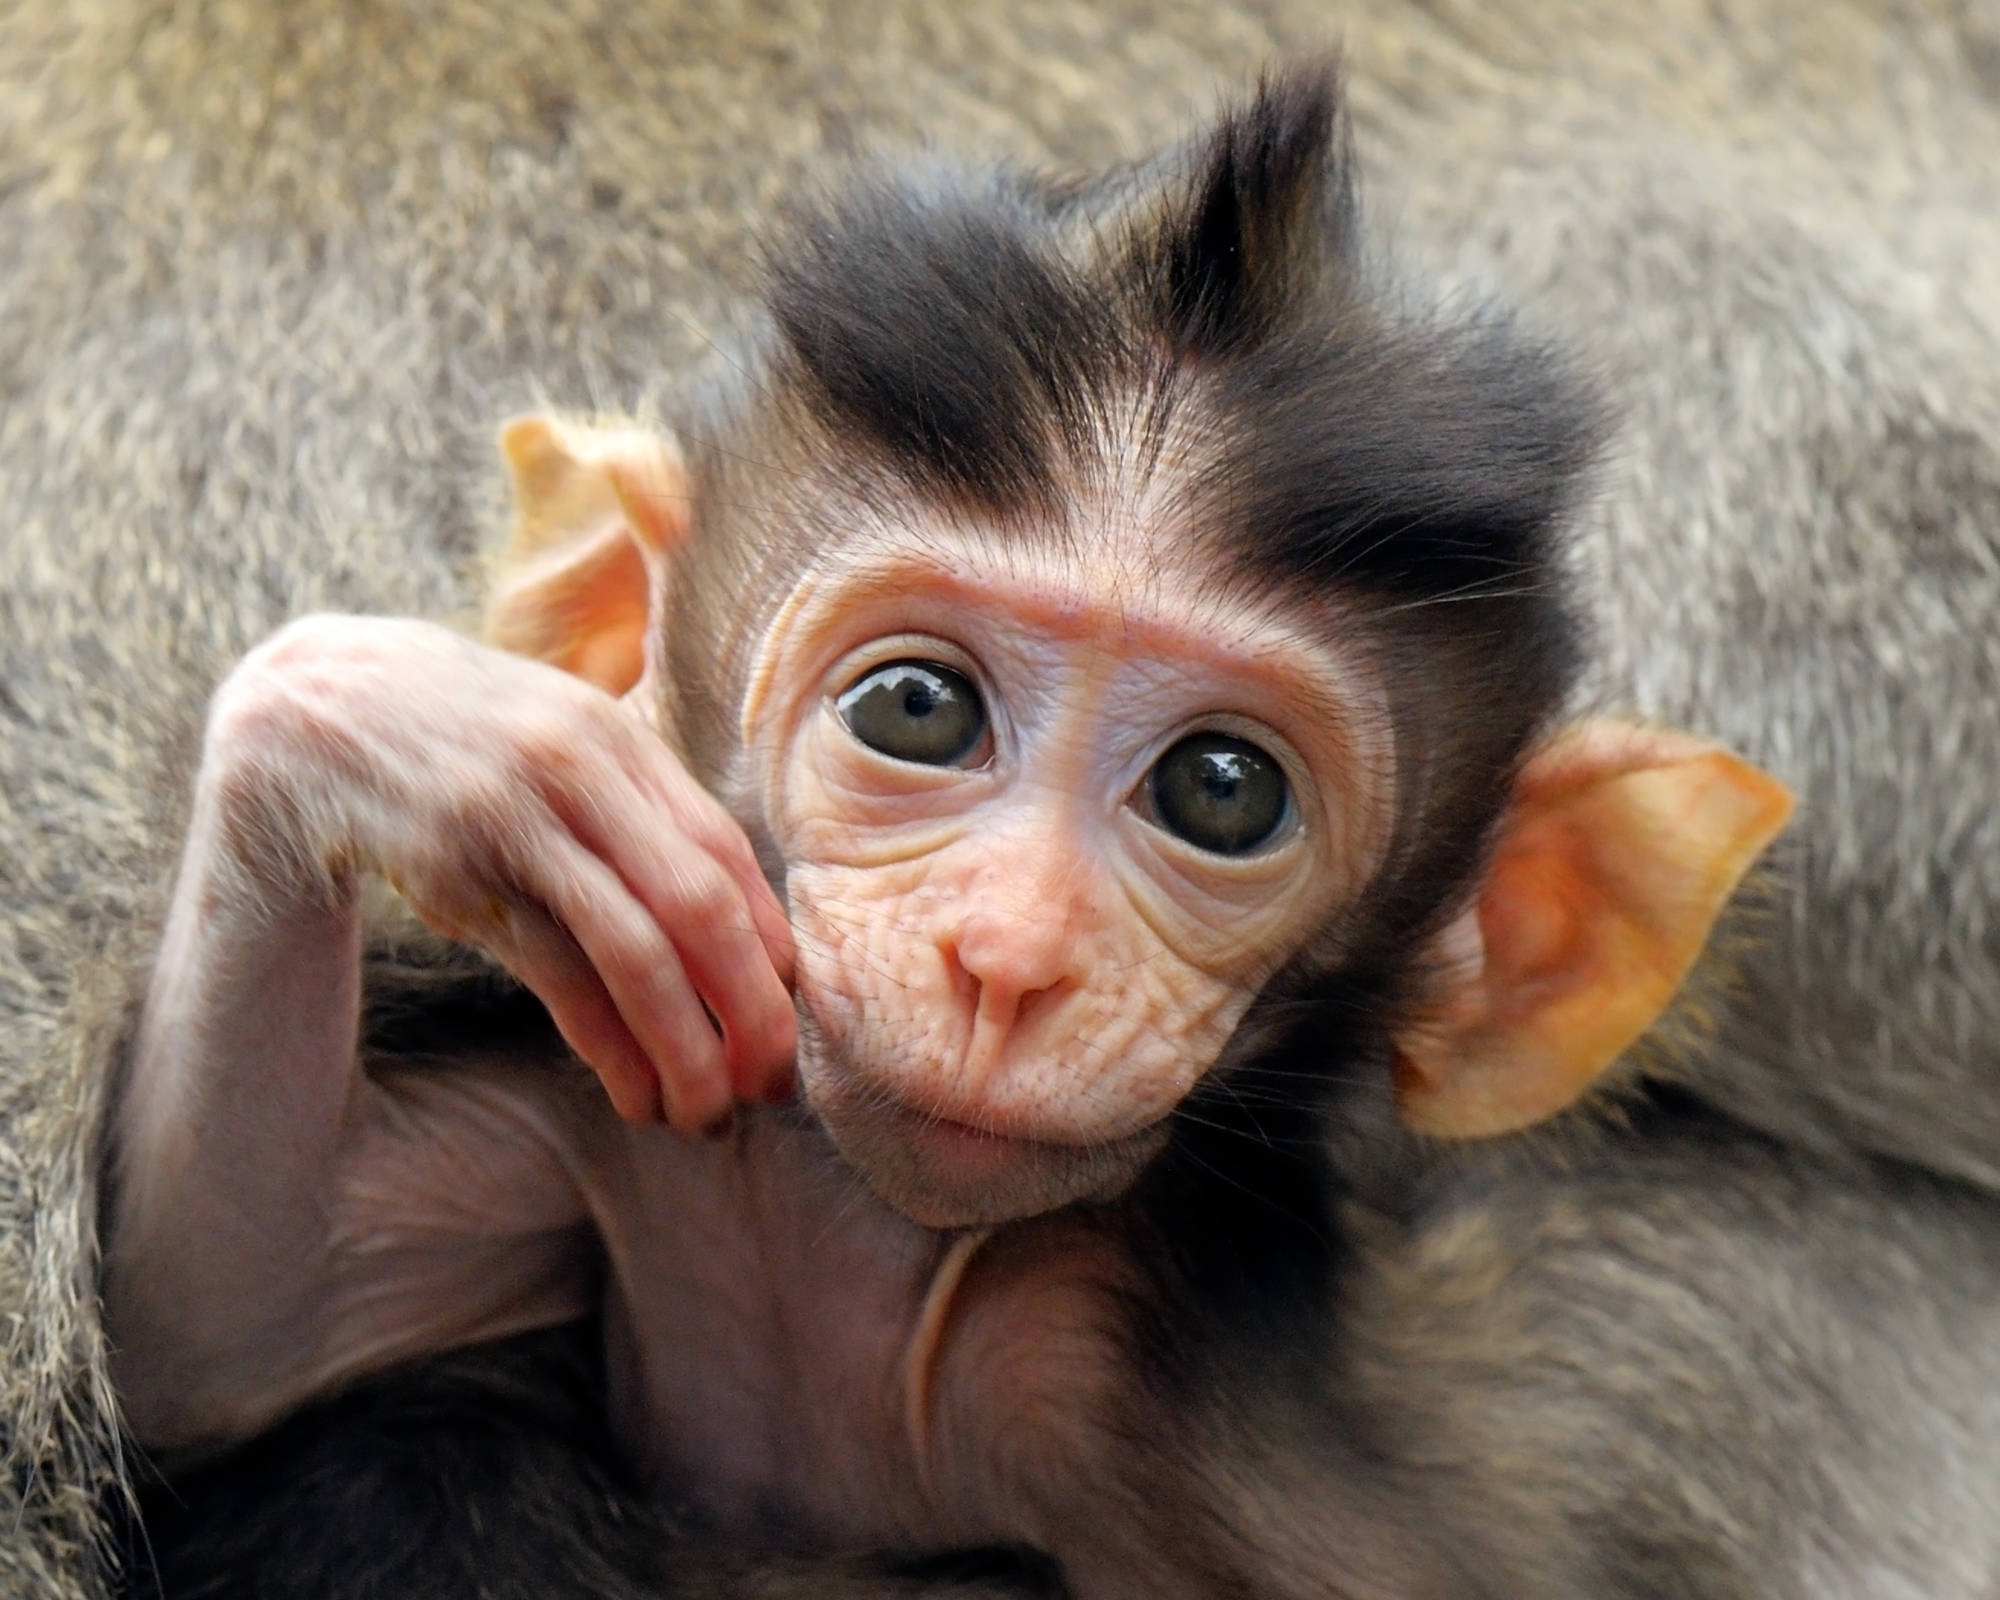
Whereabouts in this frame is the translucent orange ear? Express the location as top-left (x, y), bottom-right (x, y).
top-left (484, 415), bottom-right (688, 695)
top-left (1395, 720), bottom-right (1794, 1139)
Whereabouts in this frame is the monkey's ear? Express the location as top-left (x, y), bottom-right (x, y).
top-left (484, 415), bottom-right (688, 695)
top-left (1394, 721), bottom-right (1794, 1139)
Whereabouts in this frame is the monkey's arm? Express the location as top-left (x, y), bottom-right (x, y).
top-left (103, 614), bottom-right (793, 1453)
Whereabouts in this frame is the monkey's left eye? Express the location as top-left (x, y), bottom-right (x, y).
top-left (835, 660), bottom-right (990, 767)
top-left (1144, 732), bottom-right (1291, 855)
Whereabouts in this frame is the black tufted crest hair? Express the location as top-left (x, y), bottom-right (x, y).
top-left (1151, 57), bottom-right (1353, 357)
top-left (765, 75), bottom-right (1353, 520)
top-left (764, 61), bottom-right (1598, 611)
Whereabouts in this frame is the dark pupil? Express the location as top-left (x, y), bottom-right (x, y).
top-left (1149, 733), bottom-right (1287, 854)
top-left (836, 660), bottom-right (986, 766)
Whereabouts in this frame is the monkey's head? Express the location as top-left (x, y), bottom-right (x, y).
top-left (488, 67), bottom-right (1792, 1229)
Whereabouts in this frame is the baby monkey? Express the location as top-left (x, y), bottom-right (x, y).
top-left (106, 68), bottom-right (1789, 1593)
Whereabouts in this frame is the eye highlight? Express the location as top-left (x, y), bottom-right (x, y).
top-left (1146, 733), bottom-right (1290, 855)
top-left (835, 660), bottom-right (989, 768)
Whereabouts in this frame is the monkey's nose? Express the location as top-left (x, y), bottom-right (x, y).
top-left (937, 911), bottom-right (1081, 1089)
top-left (943, 907), bottom-right (1079, 1013)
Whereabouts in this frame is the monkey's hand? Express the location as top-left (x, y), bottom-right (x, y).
top-left (106, 612), bottom-right (795, 1449)
top-left (195, 612), bottom-right (795, 1129)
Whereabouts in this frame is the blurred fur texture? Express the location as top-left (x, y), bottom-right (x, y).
top-left (4, 2), bottom-right (2000, 1595)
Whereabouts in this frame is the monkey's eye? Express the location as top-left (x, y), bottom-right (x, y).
top-left (835, 660), bottom-right (989, 768)
top-left (1146, 733), bottom-right (1290, 855)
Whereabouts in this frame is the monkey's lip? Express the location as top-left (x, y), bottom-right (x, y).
top-left (898, 1107), bottom-right (1047, 1181)
top-left (798, 1043), bottom-right (1169, 1224)
top-left (875, 1090), bottom-right (1124, 1162)
top-left (842, 1090), bottom-right (1167, 1227)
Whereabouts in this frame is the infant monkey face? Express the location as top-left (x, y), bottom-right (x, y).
top-left (746, 531), bottom-right (1380, 1229)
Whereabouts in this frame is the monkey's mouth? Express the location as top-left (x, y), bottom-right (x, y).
top-left (804, 1065), bottom-right (1168, 1229)
top-left (895, 1105), bottom-right (1059, 1188)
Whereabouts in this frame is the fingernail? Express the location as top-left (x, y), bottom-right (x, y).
top-left (699, 1107), bottom-right (737, 1142)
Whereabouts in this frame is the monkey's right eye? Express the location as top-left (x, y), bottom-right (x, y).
top-left (835, 660), bottom-right (989, 768)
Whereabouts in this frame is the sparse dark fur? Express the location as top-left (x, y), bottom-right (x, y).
top-left (6, 3), bottom-right (2000, 1598)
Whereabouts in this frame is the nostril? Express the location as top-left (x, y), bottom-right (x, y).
top-left (949, 908), bottom-right (1081, 1005)
top-left (943, 931), bottom-right (1075, 1027)
top-left (936, 935), bottom-right (982, 1011)
top-left (1010, 974), bottom-right (1075, 1033)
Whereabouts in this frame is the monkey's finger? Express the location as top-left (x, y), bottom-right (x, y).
top-left (532, 843), bottom-right (734, 1136)
top-left (619, 748), bottom-right (798, 988)
top-left (618, 859), bottom-right (793, 1104)
top-left (651, 867), bottom-right (798, 1103)
top-left (702, 824), bottom-right (796, 989)
top-left (728, 860), bottom-right (796, 992)
top-left (485, 901), bottom-right (663, 1124)
top-left (557, 776), bottom-right (797, 1089)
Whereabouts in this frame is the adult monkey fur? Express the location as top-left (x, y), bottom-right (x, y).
top-left (0, 0), bottom-right (1997, 1595)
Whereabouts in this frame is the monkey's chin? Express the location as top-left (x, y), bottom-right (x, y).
top-left (809, 1087), bottom-right (1167, 1230)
